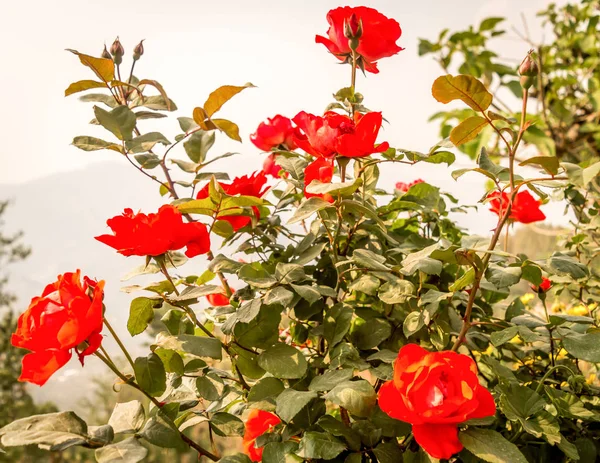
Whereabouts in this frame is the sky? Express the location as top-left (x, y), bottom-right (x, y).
top-left (1, 0), bottom-right (560, 185)
top-left (0, 0), bottom-right (572, 412)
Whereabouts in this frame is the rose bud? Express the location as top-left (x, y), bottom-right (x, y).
top-left (532, 277), bottom-right (552, 294)
top-left (344, 13), bottom-right (363, 40)
top-left (133, 39), bottom-right (145, 61)
top-left (110, 37), bottom-right (125, 65)
top-left (519, 51), bottom-right (538, 77)
top-left (101, 44), bottom-right (112, 60)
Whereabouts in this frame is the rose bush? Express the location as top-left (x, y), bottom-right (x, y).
top-left (1, 3), bottom-right (599, 463)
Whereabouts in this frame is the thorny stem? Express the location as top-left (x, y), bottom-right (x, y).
top-left (452, 87), bottom-right (532, 351)
top-left (93, 351), bottom-right (219, 461)
top-left (541, 298), bottom-right (556, 368)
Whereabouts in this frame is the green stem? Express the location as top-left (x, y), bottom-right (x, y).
top-left (103, 318), bottom-right (135, 372)
top-left (93, 352), bottom-right (219, 461)
top-left (534, 365), bottom-right (575, 394)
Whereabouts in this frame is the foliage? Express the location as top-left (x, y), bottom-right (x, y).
top-left (2, 3), bottom-right (600, 463)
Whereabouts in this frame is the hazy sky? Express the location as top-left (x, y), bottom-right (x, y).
top-left (1, 0), bottom-right (558, 184)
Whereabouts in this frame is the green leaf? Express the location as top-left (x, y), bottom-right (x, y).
top-left (203, 83), bottom-right (255, 117)
top-left (432, 74), bottom-right (493, 112)
top-left (127, 297), bottom-right (156, 336)
top-left (248, 377), bottom-right (285, 403)
top-left (562, 332), bottom-right (600, 362)
top-left (402, 244), bottom-right (443, 275)
top-left (479, 17), bottom-right (505, 31)
top-left (134, 353), bottom-right (166, 397)
top-left (485, 265), bottom-right (522, 288)
top-left (373, 442), bottom-right (403, 463)
top-left (219, 454), bottom-right (253, 463)
top-left (351, 318), bottom-right (392, 349)
top-left (326, 380), bottom-right (376, 417)
top-left (519, 156), bottom-right (560, 176)
top-left (276, 389), bottom-right (319, 423)
top-left (544, 386), bottom-right (600, 421)
top-left (154, 348), bottom-right (184, 374)
top-left (288, 197), bottom-right (333, 224)
top-left (348, 274), bottom-right (380, 295)
top-left (72, 136), bottom-right (123, 152)
top-left (582, 161), bottom-right (600, 187)
top-left (459, 428), bottom-right (527, 463)
top-left (95, 437), bottom-right (148, 463)
top-left (450, 116), bottom-right (487, 146)
top-left (184, 130), bottom-right (215, 163)
top-left (196, 374), bottom-right (224, 401)
top-left (210, 412), bottom-right (245, 437)
top-left (0, 411), bottom-right (88, 451)
top-left (126, 132), bottom-right (170, 154)
top-left (403, 311), bottom-right (428, 338)
top-left (108, 401), bottom-right (145, 434)
top-left (262, 441), bottom-right (300, 463)
top-left (290, 284), bottom-right (321, 305)
top-left (275, 263), bottom-right (306, 284)
top-left (323, 304), bottom-right (353, 347)
top-left (305, 177), bottom-right (363, 196)
top-left (449, 268), bottom-right (475, 291)
top-left (258, 343), bottom-right (307, 379)
top-left (65, 79), bottom-right (106, 96)
top-left (548, 252), bottom-right (589, 279)
top-left (490, 326), bottom-right (519, 347)
top-left (139, 412), bottom-right (185, 450)
top-left (352, 249), bottom-right (389, 271)
top-left (212, 118), bottom-right (242, 142)
top-left (94, 105), bottom-right (136, 141)
top-left (296, 432), bottom-right (346, 460)
top-left (154, 333), bottom-right (223, 360)
top-left (309, 369), bottom-right (354, 392)
top-left (499, 384), bottom-right (546, 421)
top-left (378, 278), bottom-right (415, 304)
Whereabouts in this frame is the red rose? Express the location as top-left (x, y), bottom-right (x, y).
top-left (316, 6), bottom-right (403, 74)
top-left (532, 277), bottom-right (552, 293)
top-left (196, 172), bottom-right (268, 231)
top-left (250, 115), bottom-right (297, 151)
top-left (243, 409), bottom-right (281, 462)
top-left (206, 288), bottom-right (234, 307)
top-left (304, 157), bottom-right (334, 203)
top-left (488, 190), bottom-right (545, 224)
top-left (11, 271), bottom-right (105, 386)
top-left (262, 153), bottom-right (286, 178)
top-left (294, 111), bottom-right (388, 159)
top-left (96, 205), bottom-right (210, 258)
top-left (395, 178), bottom-right (424, 192)
top-left (378, 344), bottom-right (496, 460)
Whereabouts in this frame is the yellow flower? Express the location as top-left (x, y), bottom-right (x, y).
top-left (586, 374), bottom-right (596, 385)
top-left (520, 293), bottom-right (535, 305)
top-left (555, 348), bottom-right (568, 361)
top-left (551, 301), bottom-right (565, 313)
top-left (567, 305), bottom-right (589, 316)
top-left (510, 335), bottom-right (522, 345)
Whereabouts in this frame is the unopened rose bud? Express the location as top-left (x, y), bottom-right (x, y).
top-left (344, 14), bottom-right (363, 39)
top-left (519, 51), bottom-right (538, 77)
top-left (110, 37), bottom-right (124, 65)
top-left (101, 44), bottom-right (112, 60)
top-left (133, 39), bottom-right (145, 61)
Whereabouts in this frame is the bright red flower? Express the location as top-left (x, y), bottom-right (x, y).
top-left (488, 190), bottom-right (546, 224)
top-left (378, 344), bottom-right (496, 460)
top-left (250, 115), bottom-right (297, 151)
top-left (95, 205), bottom-right (210, 258)
top-left (206, 289), bottom-right (234, 307)
top-left (196, 172), bottom-right (268, 231)
top-left (395, 178), bottom-right (425, 192)
top-left (11, 271), bottom-right (105, 386)
top-left (316, 6), bottom-right (403, 74)
top-left (304, 157), bottom-right (334, 203)
top-left (243, 409), bottom-right (281, 462)
top-left (293, 111), bottom-right (388, 159)
top-left (532, 277), bottom-right (552, 293)
top-left (262, 153), bottom-right (286, 178)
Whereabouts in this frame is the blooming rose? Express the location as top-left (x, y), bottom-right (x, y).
top-left (532, 277), bottom-right (552, 293)
top-left (294, 111), bottom-right (388, 159)
top-left (250, 115), bottom-right (297, 151)
top-left (488, 190), bottom-right (546, 224)
top-left (262, 153), bottom-right (286, 178)
top-left (378, 344), bottom-right (496, 460)
top-left (95, 205), bottom-right (210, 258)
top-left (196, 172), bottom-right (268, 231)
top-left (396, 178), bottom-right (425, 192)
top-left (243, 409), bottom-right (281, 462)
top-left (304, 157), bottom-right (334, 203)
top-left (11, 271), bottom-right (105, 386)
top-left (316, 6), bottom-right (403, 73)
